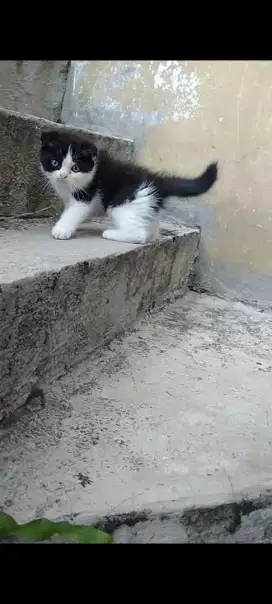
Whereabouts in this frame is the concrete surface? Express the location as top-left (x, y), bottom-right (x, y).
top-left (0, 107), bottom-right (134, 217)
top-left (0, 220), bottom-right (199, 415)
top-left (0, 61), bottom-right (70, 122)
top-left (109, 490), bottom-right (272, 543)
top-left (63, 61), bottom-right (272, 308)
top-left (1, 292), bottom-right (272, 533)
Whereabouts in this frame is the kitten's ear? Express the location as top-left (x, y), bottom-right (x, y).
top-left (80, 142), bottom-right (98, 160)
top-left (41, 130), bottom-right (58, 145)
top-left (85, 142), bottom-right (98, 159)
top-left (92, 144), bottom-right (98, 159)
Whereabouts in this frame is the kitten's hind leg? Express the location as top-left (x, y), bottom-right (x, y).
top-left (102, 184), bottom-right (160, 244)
top-left (102, 227), bottom-right (149, 244)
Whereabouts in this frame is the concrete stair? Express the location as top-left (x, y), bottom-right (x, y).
top-left (0, 219), bottom-right (199, 417)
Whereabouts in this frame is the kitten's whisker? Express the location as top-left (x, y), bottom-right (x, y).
top-left (41, 179), bottom-right (52, 194)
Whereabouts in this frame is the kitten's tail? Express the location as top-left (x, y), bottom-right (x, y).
top-left (157, 162), bottom-right (218, 198)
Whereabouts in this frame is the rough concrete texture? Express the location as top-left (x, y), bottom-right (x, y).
top-left (0, 61), bottom-right (70, 122)
top-left (1, 292), bottom-right (271, 534)
top-left (0, 220), bottom-right (199, 415)
top-left (110, 493), bottom-right (272, 543)
top-left (0, 107), bottom-right (134, 217)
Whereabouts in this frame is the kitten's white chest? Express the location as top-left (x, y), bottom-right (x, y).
top-left (53, 180), bottom-right (72, 205)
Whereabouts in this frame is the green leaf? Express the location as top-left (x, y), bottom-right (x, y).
top-left (15, 519), bottom-right (57, 541)
top-left (53, 522), bottom-right (112, 544)
top-left (0, 512), bottom-right (112, 544)
top-left (0, 512), bottom-right (18, 534)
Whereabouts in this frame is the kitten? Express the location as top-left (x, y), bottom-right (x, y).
top-left (40, 129), bottom-right (218, 244)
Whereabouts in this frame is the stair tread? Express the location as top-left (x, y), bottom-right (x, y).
top-left (0, 220), bottom-right (197, 284)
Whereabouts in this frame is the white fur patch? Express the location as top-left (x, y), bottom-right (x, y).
top-left (103, 183), bottom-right (159, 244)
top-left (51, 201), bottom-right (93, 239)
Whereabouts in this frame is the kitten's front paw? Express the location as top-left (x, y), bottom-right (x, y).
top-left (51, 224), bottom-right (73, 240)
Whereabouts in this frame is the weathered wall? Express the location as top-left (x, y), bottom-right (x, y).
top-left (0, 61), bottom-right (70, 122)
top-left (62, 61), bottom-right (272, 308)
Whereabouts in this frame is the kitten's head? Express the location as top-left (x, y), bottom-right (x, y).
top-left (40, 130), bottom-right (98, 193)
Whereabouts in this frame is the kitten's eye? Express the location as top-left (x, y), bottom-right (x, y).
top-left (72, 164), bottom-right (79, 172)
top-left (51, 159), bottom-right (59, 168)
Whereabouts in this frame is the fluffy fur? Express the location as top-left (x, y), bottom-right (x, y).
top-left (40, 130), bottom-right (218, 244)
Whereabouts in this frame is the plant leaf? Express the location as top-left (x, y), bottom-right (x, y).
top-left (15, 519), bottom-right (57, 541)
top-left (0, 512), bottom-right (112, 544)
top-left (0, 512), bottom-right (18, 534)
top-left (53, 521), bottom-right (112, 544)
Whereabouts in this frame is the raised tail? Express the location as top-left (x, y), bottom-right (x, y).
top-left (157, 162), bottom-right (218, 198)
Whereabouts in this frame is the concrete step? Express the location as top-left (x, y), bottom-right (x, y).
top-left (0, 106), bottom-right (134, 217)
top-left (0, 219), bottom-right (199, 417)
top-left (1, 291), bottom-right (272, 541)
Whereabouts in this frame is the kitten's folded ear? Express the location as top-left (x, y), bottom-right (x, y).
top-left (41, 130), bottom-right (58, 144)
top-left (80, 142), bottom-right (98, 159)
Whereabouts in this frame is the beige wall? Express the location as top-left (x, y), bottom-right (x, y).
top-left (62, 61), bottom-right (272, 307)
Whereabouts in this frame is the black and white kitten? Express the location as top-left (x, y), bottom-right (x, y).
top-left (40, 130), bottom-right (218, 244)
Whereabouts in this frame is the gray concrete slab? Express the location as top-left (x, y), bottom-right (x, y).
top-left (0, 220), bottom-right (141, 284)
top-left (0, 61), bottom-right (69, 123)
top-left (1, 292), bottom-right (271, 527)
top-left (0, 221), bottom-right (199, 415)
top-left (109, 491), bottom-right (272, 543)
